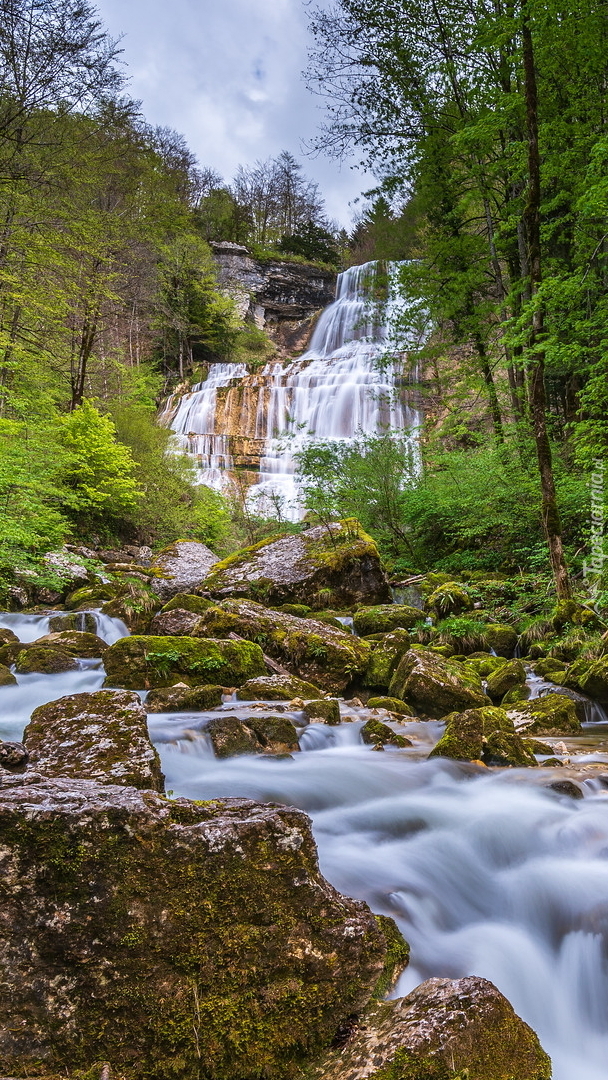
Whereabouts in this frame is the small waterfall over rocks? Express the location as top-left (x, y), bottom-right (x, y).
top-left (161, 261), bottom-right (421, 516)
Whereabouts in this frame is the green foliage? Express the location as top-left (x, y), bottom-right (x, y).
top-left (58, 401), bottom-right (140, 527)
top-left (278, 222), bottom-right (340, 266)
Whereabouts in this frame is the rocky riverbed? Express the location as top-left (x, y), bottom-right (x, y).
top-left (2, 531), bottom-right (608, 1079)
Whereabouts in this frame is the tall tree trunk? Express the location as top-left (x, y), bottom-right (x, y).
top-left (521, 0), bottom-right (572, 599)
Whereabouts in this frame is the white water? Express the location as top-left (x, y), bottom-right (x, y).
top-left (161, 262), bottom-right (421, 516)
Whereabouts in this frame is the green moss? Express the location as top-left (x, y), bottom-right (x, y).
top-left (161, 594), bottom-right (216, 615)
top-left (302, 699), bottom-right (341, 725)
top-left (486, 660), bottom-right (527, 700)
top-left (366, 697), bottom-right (416, 715)
top-left (363, 630), bottom-right (412, 690)
top-left (371, 916), bottom-right (410, 999)
top-left (0, 663), bottom-right (17, 686)
top-left (15, 645), bottom-right (79, 674)
top-left (361, 718), bottom-right (411, 748)
top-left (103, 636), bottom-right (266, 690)
top-left (354, 606), bottom-right (419, 636)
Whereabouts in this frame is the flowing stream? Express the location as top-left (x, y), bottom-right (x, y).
top-left (161, 261), bottom-right (421, 516)
top-left (2, 611), bottom-right (608, 1078)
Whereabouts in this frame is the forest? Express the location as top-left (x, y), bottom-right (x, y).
top-left (1, 0), bottom-right (607, 611)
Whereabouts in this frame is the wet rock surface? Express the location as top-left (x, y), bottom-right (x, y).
top-left (201, 520), bottom-right (391, 609)
top-left (148, 608), bottom-right (203, 636)
top-left (237, 673), bottom-right (326, 700)
top-left (429, 706), bottom-right (537, 767)
top-left (0, 776), bottom-right (403, 1080)
top-left (315, 976), bottom-right (551, 1080)
top-left (145, 683), bottom-right (224, 712)
top-left (24, 690), bottom-right (164, 791)
top-left (507, 693), bottom-right (582, 736)
top-left (149, 540), bottom-right (219, 600)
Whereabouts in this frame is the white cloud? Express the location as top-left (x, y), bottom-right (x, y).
top-left (95, 0), bottom-right (374, 226)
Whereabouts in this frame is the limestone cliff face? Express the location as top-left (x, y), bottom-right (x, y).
top-left (210, 241), bottom-right (336, 347)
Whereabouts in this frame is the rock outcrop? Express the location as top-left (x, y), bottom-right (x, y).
top-left (210, 241), bottom-right (336, 342)
top-left (506, 692), bottom-right (582, 735)
top-left (315, 976), bottom-right (551, 1080)
top-left (201, 520), bottom-right (391, 609)
top-left (0, 777), bottom-right (405, 1080)
top-left (24, 690), bottom-right (164, 791)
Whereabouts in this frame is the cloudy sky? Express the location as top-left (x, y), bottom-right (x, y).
top-left (95, 0), bottom-right (372, 227)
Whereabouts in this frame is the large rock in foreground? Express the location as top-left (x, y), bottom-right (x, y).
top-left (201, 520), bottom-right (391, 609)
top-left (103, 635), bottom-right (266, 689)
top-left (0, 777), bottom-right (405, 1080)
top-left (24, 690), bottom-right (164, 791)
top-left (506, 692), bottom-right (582, 735)
top-left (429, 706), bottom-right (537, 767)
top-left (389, 647), bottom-right (489, 718)
top-left (190, 599), bottom-right (371, 694)
top-left (150, 540), bottom-right (219, 600)
top-left (315, 976), bottom-right (551, 1080)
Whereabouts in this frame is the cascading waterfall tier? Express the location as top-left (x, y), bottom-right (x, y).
top-left (160, 261), bottom-right (421, 517)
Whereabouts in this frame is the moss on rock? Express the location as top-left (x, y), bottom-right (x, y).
top-left (363, 630), bottom-right (412, 690)
top-left (237, 674), bottom-right (325, 700)
top-left (429, 706), bottom-right (537, 767)
top-left (425, 582), bottom-right (473, 617)
top-left (0, 777), bottom-right (406, 1080)
top-left (506, 693), bottom-right (582, 736)
top-left (161, 593), bottom-right (216, 615)
top-left (360, 719), bottom-right (411, 748)
top-left (353, 606), bottom-right (419, 636)
top-left (366, 697), bottom-right (416, 716)
top-left (192, 599), bottom-right (370, 694)
top-left (389, 648), bottom-right (489, 719)
top-left (145, 685), bottom-right (224, 712)
top-left (200, 520), bottom-right (391, 609)
top-left (24, 690), bottom-right (164, 791)
top-left (486, 659), bottom-right (527, 700)
top-left (484, 624), bottom-right (519, 658)
top-left (313, 976), bottom-right (551, 1080)
top-left (32, 630), bottom-right (108, 657)
top-left (0, 663), bottom-right (17, 686)
top-left (15, 645), bottom-right (79, 674)
top-left (302, 698), bottom-right (341, 725)
top-left (103, 635), bottom-right (266, 690)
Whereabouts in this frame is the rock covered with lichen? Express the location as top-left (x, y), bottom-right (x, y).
top-left (0, 777), bottom-right (406, 1080)
top-left (189, 599), bottom-right (371, 693)
top-left (24, 690), bottom-right (164, 791)
top-left (200, 519), bottom-right (391, 609)
top-left (314, 976), bottom-right (551, 1080)
top-left (429, 706), bottom-right (537, 767)
top-left (149, 540), bottom-right (219, 600)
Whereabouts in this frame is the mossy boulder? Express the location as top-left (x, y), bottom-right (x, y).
top-left (66, 583), bottom-right (120, 609)
top-left (574, 657), bottom-right (608, 704)
top-left (501, 685), bottom-right (531, 705)
top-left (0, 663), bottom-right (17, 686)
top-left (48, 612), bottom-right (98, 633)
top-left (273, 603), bottom-right (312, 617)
top-left (425, 582), bottom-right (473, 617)
top-left (366, 697), bottom-right (416, 716)
top-left (103, 635), bottom-right (266, 690)
top-left (148, 609), bottom-right (202, 636)
top-left (363, 629), bottom-right (413, 690)
top-left (160, 593), bottom-right (216, 615)
top-left (506, 693), bottom-right (582, 736)
top-left (533, 658), bottom-right (567, 678)
top-left (389, 647), bottom-right (489, 719)
top-left (353, 605), bottom-right (419, 636)
top-left (360, 719), bottom-right (411, 748)
top-left (149, 540), bottom-right (219, 601)
top-left (237, 674), bottom-right (325, 700)
top-left (429, 706), bottom-right (536, 767)
top-left (0, 627), bottom-right (19, 645)
top-left (201, 519), bottom-right (391, 610)
top-left (191, 599), bottom-right (370, 694)
top-left (302, 699), bottom-right (341, 725)
top-left (0, 777), bottom-right (405, 1080)
top-left (486, 659), bottom-right (527, 700)
top-left (31, 630), bottom-right (107, 657)
top-left (246, 715), bottom-right (300, 754)
top-left (206, 716), bottom-right (265, 757)
top-left (145, 684), bottom-right (224, 712)
top-left (314, 976), bottom-right (551, 1080)
top-left (24, 690), bottom-right (164, 791)
top-left (15, 646), bottom-right (79, 674)
top-left (484, 624), bottom-right (519, 658)
top-left (464, 654), bottom-right (508, 678)
top-left (552, 599), bottom-right (601, 631)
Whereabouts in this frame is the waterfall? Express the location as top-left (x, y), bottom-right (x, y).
top-left (160, 261), bottom-right (421, 516)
